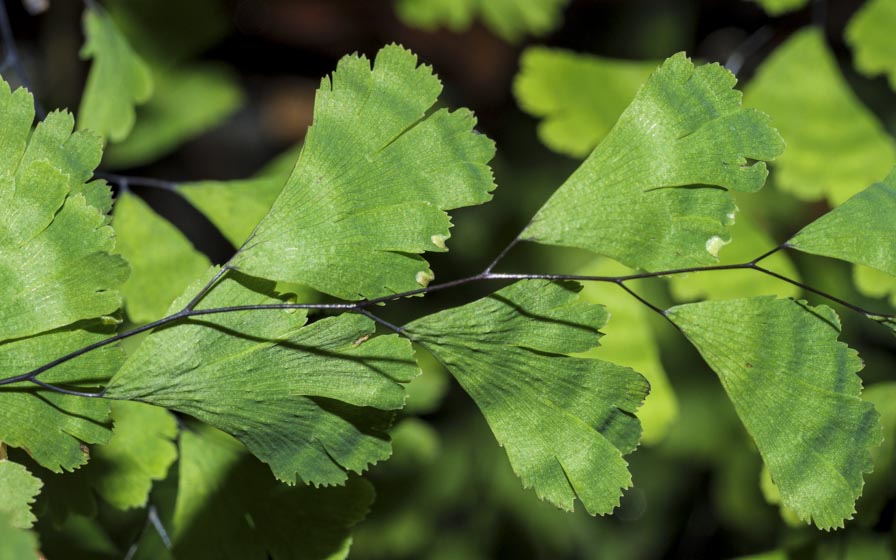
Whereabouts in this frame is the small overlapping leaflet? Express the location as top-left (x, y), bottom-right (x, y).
top-left (105, 64), bottom-right (243, 168)
top-left (846, 0), bottom-right (896, 90)
top-left (395, 0), bottom-right (568, 42)
top-left (0, 460), bottom-right (42, 529)
top-left (788, 169), bottom-right (896, 276)
top-left (78, 4), bottom-right (153, 142)
top-left (106, 268), bottom-right (419, 486)
top-left (0, 79), bottom-right (128, 472)
top-left (170, 424), bottom-right (374, 560)
top-left (405, 280), bottom-right (649, 515)
top-left (744, 29), bottom-right (896, 205)
top-left (230, 44), bottom-right (495, 300)
top-left (522, 53), bottom-right (783, 272)
top-left (179, 148), bottom-right (298, 247)
top-left (514, 47), bottom-right (656, 157)
top-left (667, 297), bottom-right (881, 529)
top-left (86, 401), bottom-right (178, 510)
top-left (114, 192), bottom-right (210, 323)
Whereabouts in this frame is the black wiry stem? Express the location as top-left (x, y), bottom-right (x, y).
top-left (0, 0), bottom-right (45, 119)
top-left (184, 266), bottom-right (231, 311)
top-left (615, 281), bottom-right (668, 319)
top-left (752, 265), bottom-right (879, 318)
top-left (3, 243), bottom-right (893, 397)
top-left (355, 308), bottom-right (404, 334)
top-left (483, 235), bottom-right (521, 274)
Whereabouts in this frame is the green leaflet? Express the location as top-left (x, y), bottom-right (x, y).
top-left (179, 148), bottom-right (299, 247)
top-left (104, 63), bottom-right (243, 168)
top-left (744, 29), bottom-right (896, 206)
top-left (0, 513), bottom-right (39, 560)
top-left (0, 460), bottom-right (42, 529)
top-left (103, 0), bottom-right (229, 64)
top-left (752, 0), bottom-right (808, 15)
top-left (0, 85), bottom-right (128, 342)
top-left (114, 192), bottom-right (210, 323)
top-left (788, 170), bottom-right (896, 276)
top-left (576, 258), bottom-right (677, 444)
top-left (78, 5), bottom-right (153, 142)
top-left (394, 0), bottom-right (568, 42)
top-left (106, 268), bottom-right (419, 486)
top-left (230, 44), bottom-right (496, 300)
top-left (816, 535), bottom-right (896, 560)
top-left (667, 297), bottom-right (881, 529)
top-left (171, 424), bottom-right (374, 560)
top-left (522, 53), bottom-right (783, 272)
top-left (513, 47), bottom-right (657, 158)
top-left (846, 0), bottom-right (896, 90)
top-left (405, 280), bottom-right (649, 515)
top-left (0, 326), bottom-right (121, 472)
top-left (87, 401), bottom-right (178, 510)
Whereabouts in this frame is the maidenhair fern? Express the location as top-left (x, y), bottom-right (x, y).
top-left (1, 2), bottom-right (895, 558)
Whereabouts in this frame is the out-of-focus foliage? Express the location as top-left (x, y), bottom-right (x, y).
top-left (168, 424), bottom-right (374, 559)
top-left (85, 401), bottom-right (178, 510)
top-left (744, 29), bottom-right (896, 205)
top-left (854, 264), bottom-right (896, 307)
top-left (104, 65), bottom-right (243, 168)
top-left (514, 48), bottom-right (656, 157)
top-left (85, 0), bottom-right (241, 167)
top-left (752, 0), bottom-right (809, 16)
top-left (114, 192), bottom-right (210, 323)
top-left (78, 5), bottom-right (152, 142)
top-left (846, 0), bottom-right (896, 89)
top-left (394, 0), bottom-right (569, 42)
top-left (178, 149), bottom-right (298, 248)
